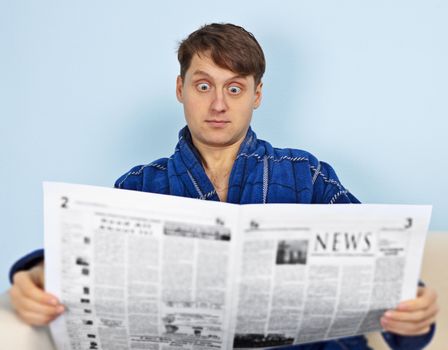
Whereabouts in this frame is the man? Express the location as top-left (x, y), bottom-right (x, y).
top-left (9, 23), bottom-right (438, 349)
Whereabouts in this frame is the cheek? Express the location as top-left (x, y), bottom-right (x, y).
top-left (184, 95), bottom-right (207, 111)
top-left (237, 100), bottom-right (255, 117)
top-left (183, 95), bottom-right (207, 119)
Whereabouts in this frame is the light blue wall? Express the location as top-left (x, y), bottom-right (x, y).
top-left (1, 1), bottom-right (447, 291)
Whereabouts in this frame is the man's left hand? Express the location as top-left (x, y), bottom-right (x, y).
top-left (381, 286), bottom-right (439, 336)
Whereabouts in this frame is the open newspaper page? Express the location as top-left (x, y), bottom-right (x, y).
top-left (44, 182), bottom-right (239, 350)
top-left (230, 204), bottom-right (431, 349)
top-left (44, 182), bottom-right (431, 350)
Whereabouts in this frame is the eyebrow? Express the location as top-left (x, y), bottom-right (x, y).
top-left (191, 70), bottom-right (246, 82)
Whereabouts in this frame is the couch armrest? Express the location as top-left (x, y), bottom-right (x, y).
top-left (0, 291), bottom-right (55, 350)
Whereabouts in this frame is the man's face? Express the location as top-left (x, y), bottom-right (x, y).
top-left (176, 53), bottom-right (262, 150)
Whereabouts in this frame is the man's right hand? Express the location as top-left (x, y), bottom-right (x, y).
top-left (9, 261), bottom-right (64, 326)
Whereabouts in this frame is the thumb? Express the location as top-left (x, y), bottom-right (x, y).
top-left (29, 262), bottom-right (45, 289)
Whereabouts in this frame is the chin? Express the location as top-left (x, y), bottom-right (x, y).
top-left (201, 135), bottom-right (238, 147)
top-left (205, 138), bottom-right (234, 147)
top-left (191, 127), bottom-right (246, 148)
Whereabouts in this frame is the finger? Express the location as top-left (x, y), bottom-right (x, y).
top-left (381, 315), bottom-right (436, 336)
top-left (384, 302), bottom-right (439, 322)
top-left (397, 287), bottom-right (437, 311)
top-left (384, 312), bottom-right (437, 330)
top-left (9, 284), bottom-right (64, 317)
top-left (383, 324), bottom-right (431, 336)
top-left (20, 294), bottom-right (64, 317)
top-left (14, 271), bottom-right (59, 306)
top-left (30, 262), bottom-right (45, 288)
top-left (382, 321), bottom-right (433, 336)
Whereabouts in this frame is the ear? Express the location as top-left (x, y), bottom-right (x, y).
top-left (253, 82), bottom-right (263, 109)
top-left (176, 75), bottom-right (184, 103)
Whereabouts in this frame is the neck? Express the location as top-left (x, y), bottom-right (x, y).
top-left (198, 144), bottom-right (239, 172)
top-left (192, 138), bottom-right (244, 201)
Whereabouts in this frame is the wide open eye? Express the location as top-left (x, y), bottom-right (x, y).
top-left (197, 83), bottom-right (210, 92)
top-left (228, 85), bottom-right (242, 95)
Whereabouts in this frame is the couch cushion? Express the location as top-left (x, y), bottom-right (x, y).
top-left (0, 292), bottom-right (55, 350)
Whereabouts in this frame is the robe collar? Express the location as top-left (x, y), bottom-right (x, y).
top-left (168, 126), bottom-right (261, 203)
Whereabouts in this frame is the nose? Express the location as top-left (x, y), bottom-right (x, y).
top-left (210, 89), bottom-right (228, 113)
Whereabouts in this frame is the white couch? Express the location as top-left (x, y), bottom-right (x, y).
top-left (1, 233), bottom-right (447, 349)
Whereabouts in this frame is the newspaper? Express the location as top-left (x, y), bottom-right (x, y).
top-left (44, 182), bottom-right (432, 350)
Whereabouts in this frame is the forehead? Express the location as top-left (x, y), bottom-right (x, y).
top-left (186, 54), bottom-right (253, 83)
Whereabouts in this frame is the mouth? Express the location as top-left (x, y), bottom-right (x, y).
top-left (205, 120), bottom-right (230, 128)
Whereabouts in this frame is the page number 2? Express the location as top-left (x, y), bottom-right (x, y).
top-left (61, 196), bottom-right (69, 209)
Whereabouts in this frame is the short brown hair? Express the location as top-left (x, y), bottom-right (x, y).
top-left (177, 23), bottom-right (266, 85)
